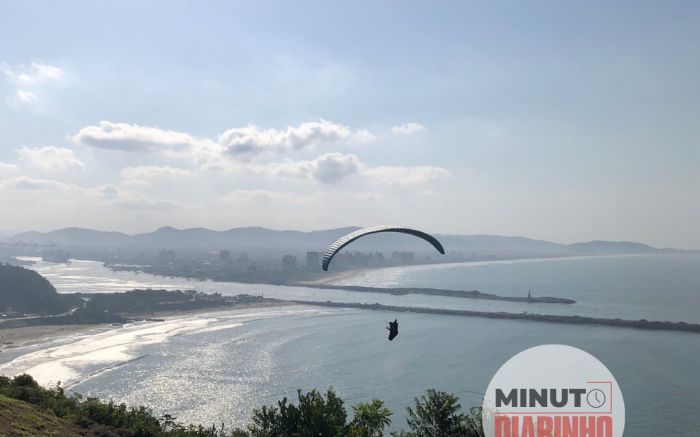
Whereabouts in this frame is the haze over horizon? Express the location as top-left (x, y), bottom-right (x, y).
top-left (5, 224), bottom-right (697, 253)
top-left (2, 1), bottom-right (699, 248)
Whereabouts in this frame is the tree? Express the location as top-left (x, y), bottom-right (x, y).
top-left (463, 406), bottom-right (484, 437)
top-left (403, 389), bottom-right (477, 437)
top-left (349, 399), bottom-right (392, 437)
top-left (249, 388), bottom-right (346, 437)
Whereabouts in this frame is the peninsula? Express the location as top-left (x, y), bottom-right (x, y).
top-left (297, 283), bottom-right (576, 304)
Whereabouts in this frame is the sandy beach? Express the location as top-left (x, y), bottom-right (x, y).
top-left (0, 324), bottom-right (107, 353)
top-left (0, 301), bottom-right (294, 354)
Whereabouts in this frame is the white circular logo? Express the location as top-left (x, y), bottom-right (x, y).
top-left (482, 345), bottom-right (625, 437)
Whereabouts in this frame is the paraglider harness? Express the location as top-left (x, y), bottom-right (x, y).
top-left (386, 319), bottom-right (398, 341)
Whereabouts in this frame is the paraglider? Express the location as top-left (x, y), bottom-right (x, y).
top-left (321, 225), bottom-right (445, 271)
top-left (386, 319), bottom-right (399, 341)
top-left (321, 226), bottom-right (444, 342)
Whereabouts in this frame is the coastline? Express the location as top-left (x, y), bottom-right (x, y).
top-left (295, 283), bottom-right (576, 304)
top-left (0, 300), bottom-right (294, 354)
top-left (0, 324), bottom-right (108, 353)
top-left (122, 300), bottom-right (293, 319)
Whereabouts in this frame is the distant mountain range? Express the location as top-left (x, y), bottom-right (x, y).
top-left (5, 226), bottom-right (698, 257)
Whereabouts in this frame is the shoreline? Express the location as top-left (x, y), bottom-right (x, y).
top-left (122, 300), bottom-right (293, 319)
top-left (294, 283), bottom-right (576, 304)
top-left (0, 324), bottom-right (108, 353)
top-left (0, 301), bottom-right (292, 353)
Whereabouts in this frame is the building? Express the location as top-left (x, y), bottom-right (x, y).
top-left (306, 251), bottom-right (321, 269)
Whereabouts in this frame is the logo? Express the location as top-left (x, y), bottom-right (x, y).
top-left (482, 345), bottom-right (625, 437)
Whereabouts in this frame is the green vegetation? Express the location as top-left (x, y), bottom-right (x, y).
top-left (79, 289), bottom-right (271, 315)
top-left (0, 261), bottom-right (277, 328)
top-left (0, 264), bottom-right (79, 315)
top-left (0, 374), bottom-right (484, 436)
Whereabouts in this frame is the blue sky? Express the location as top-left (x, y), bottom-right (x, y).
top-left (1, 1), bottom-right (698, 248)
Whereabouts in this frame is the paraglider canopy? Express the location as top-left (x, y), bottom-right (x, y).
top-left (321, 225), bottom-right (445, 271)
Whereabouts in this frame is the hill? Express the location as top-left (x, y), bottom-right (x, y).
top-left (567, 240), bottom-right (657, 254)
top-left (0, 394), bottom-right (103, 437)
top-left (0, 264), bottom-right (77, 315)
top-left (9, 226), bottom-right (695, 257)
top-left (0, 374), bottom-right (482, 436)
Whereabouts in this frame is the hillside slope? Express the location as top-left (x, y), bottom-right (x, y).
top-left (0, 394), bottom-right (105, 436)
top-left (0, 264), bottom-right (78, 315)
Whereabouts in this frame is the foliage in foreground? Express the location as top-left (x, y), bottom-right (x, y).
top-left (0, 374), bottom-right (483, 436)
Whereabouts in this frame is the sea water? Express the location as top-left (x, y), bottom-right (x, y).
top-left (1, 254), bottom-right (699, 435)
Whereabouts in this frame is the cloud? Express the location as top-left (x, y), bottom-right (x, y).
top-left (120, 165), bottom-right (194, 185)
top-left (99, 185), bottom-right (120, 199)
top-left (391, 122), bottom-right (426, 136)
top-left (113, 196), bottom-right (186, 210)
top-left (0, 176), bottom-right (185, 212)
top-left (349, 129), bottom-right (376, 144)
top-left (17, 146), bottom-right (85, 171)
top-left (363, 165), bottom-right (450, 185)
top-left (0, 176), bottom-right (79, 191)
top-left (249, 153), bottom-right (449, 186)
top-left (97, 185), bottom-right (187, 210)
top-left (1, 62), bottom-right (65, 107)
top-left (217, 119), bottom-right (373, 161)
top-left (12, 89), bottom-right (38, 105)
top-left (0, 162), bottom-right (18, 174)
top-left (66, 119), bottom-right (447, 187)
top-left (71, 120), bottom-right (377, 167)
top-left (71, 121), bottom-right (206, 154)
top-left (1, 61), bottom-right (64, 84)
top-left (252, 153), bottom-right (363, 184)
top-left (224, 189), bottom-right (306, 202)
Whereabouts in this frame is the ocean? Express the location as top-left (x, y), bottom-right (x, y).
top-left (1, 254), bottom-right (699, 435)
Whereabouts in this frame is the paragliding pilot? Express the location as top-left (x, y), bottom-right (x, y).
top-left (386, 319), bottom-right (399, 341)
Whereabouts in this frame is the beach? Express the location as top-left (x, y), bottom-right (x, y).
top-left (0, 300), bottom-right (293, 354)
top-left (0, 324), bottom-right (107, 353)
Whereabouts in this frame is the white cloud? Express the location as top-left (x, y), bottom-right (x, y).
top-left (252, 153), bottom-right (363, 184)
top-left (99, 185), bottom-right (120, 199)
top-left (0, 176), bottom-right (79, 191)
top-left (95, 184), bottom-right (187, 210)
top-left (71, 120), bottom-right (378, 171)
top-left (0, 162), bottom-right (18, 174)
top-left (113, 196), bottom-right (186, 210)
top-left (1, 62), bottom-right (65, 107)
top-left (66, 119), bottom-right (447, 187)
top-left (248, 153), bottom-right (449, 186)
top-left (391, 122), bottom-right (426, 136)
top-left (349, 129), bottom-right (377, 144)
top-left (1, 62), bottom-right (64, 84)
top-left (0, 176), bottom-right (185, 212)
top-left (217, 119), bottom-right (373, 161)
top-left (13, 89), bottom-right (38, 104)
top-left (71, 121), bottom-right (206, 154)
top-left (17, 146), bottom-right (85, 171)
top-left (224, 189), bottom-right (306, 202)
top-left (120, 165), bottom-right (194, 185)
top-left (363, 165), bottom-right (449, 185)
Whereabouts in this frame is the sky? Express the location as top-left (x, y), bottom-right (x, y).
top-left (0, 1), bottom-right (698, 248)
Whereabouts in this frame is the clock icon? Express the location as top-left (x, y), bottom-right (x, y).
top-left (586, 389), bottom-right (606, 408)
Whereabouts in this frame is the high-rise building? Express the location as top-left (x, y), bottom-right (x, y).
top-left (306, 251), bottom-right (321, 269)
